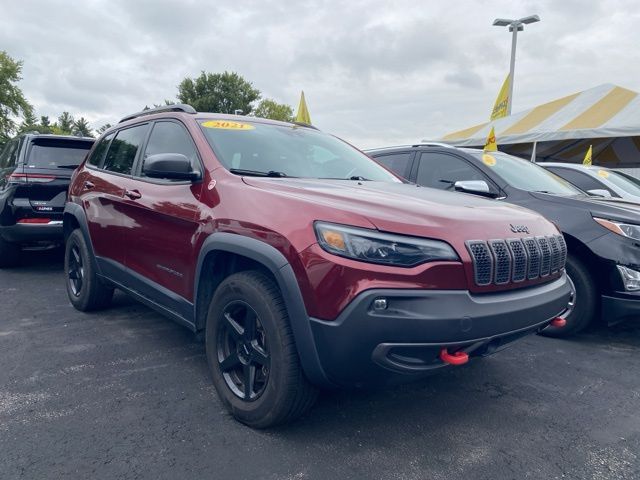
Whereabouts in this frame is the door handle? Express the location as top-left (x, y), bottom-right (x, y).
top-left (83, 181), bottom-right (95, 190)
top-left (124, 189), bottom-right (142, 200)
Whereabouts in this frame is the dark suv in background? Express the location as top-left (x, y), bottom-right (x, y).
top-left (0, 133), bottom-right (94, 267)
top-left (368, 144), bottom-right (640, 336)
top-left (64, 105), bottom-right (569, 427)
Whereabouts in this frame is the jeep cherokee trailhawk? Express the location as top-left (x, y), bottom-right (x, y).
top-left (64, 105), bottom-right (570, 427)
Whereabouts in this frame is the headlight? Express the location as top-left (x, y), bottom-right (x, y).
top-left (314, 222), bottom-right (459, 267)
top-left (593, 217), bottom-right (640, 241)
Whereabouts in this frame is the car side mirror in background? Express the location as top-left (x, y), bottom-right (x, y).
top-left (586, 189), bottom-right (612, 198)
top-left (454, 180), bottom-right (495, 198)
top-left (143, 153), bottom-right (200, 181)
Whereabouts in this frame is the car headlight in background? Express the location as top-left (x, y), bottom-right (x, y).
top-left (617, 265), bottom-right (640, 291)
top-left (593, 217), bottom-right (640, 241)
top-left (314, 222), bottom-right (459, 267)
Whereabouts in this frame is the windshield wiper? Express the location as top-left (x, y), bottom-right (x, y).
top-left (348, 176), bottom-right (369, 181)
top-left (229, 168), bottom-right (289, 177)
top-left (56, 164), bottom-right (81, 169)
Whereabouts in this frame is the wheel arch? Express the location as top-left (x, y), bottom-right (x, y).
top-left (63, 202), bottom-right (101, 274)
top-left (193, 232), bottom-right (331, 388)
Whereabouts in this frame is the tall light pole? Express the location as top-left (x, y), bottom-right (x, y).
top-left (493, 15), bottom-right (540, 115)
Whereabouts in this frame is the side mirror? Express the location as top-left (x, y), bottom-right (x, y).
top-left (143, 153), bottom-right (200, 181)
top-left (587, 189), bottom-right (612, 198)
top-left (454, 180), bottom-right (495, 198)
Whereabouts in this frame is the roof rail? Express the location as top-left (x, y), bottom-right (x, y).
top-left (413, 142), bottom-right (454, 148)
top-left (119, 104), bottom-right (196, 123)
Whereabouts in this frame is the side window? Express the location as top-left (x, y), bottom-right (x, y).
top-left (547, 168), bottom-right (612, 194)
top-left (103, 125), bottom-right (148, 175)
top-left (87, 133), bottom-right (114, 168)
top-left (141, 121), bottom-right (200, 178)
top-left (0, 139), bottom-right (20, 169)
top-left (375, 152), bottom-right (412, 178)
top-left (417, 152), bottom-right (489, 190)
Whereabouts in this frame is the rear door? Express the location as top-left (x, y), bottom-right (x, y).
top-left (373, 151), bottom-right (414, 180)
top-left (119, 120), bottom-right (204, 313)
top-left (0, 138), bottom-right (23, 225)
top-left (79, 125), bottom-right (149, 270)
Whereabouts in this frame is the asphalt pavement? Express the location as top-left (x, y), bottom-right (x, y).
top-left (1, 248), bottom-right (639, 480)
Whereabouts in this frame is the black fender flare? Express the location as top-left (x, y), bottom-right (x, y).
top-left (194, 232), bottom-right (333, 388)
top-left (63, 202), bottom-right (101, 275)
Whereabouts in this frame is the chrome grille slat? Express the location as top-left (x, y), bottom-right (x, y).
top-left (467, 234), bottom-right (565, 287)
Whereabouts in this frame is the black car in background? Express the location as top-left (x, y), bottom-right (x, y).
top-left (368, 144), bottom-right (640, 336)
top-left (0, 134), bottom-right (94, 267)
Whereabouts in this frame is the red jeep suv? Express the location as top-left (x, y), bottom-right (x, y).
top-left (64, 105), bottom-right (570, 427)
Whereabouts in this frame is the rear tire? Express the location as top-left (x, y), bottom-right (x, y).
top-left (0, 236), bottom-right (21, 268)
top-left (206, 270), bottom-right (318, 428)
top-left (64, 229), bottom-right (114, 311)
top-left (541, 254), bottom-right (597, 338)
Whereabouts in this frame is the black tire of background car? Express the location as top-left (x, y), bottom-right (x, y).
top-left (206, 270), bottom-right (318, 428)
top-left (541, 254), bottom-right (597, 338)
top-left (0, 236), bottom-right (20, 268)
top-left (64, 229), bottom-right (114, 311)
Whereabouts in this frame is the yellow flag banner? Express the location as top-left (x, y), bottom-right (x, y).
top-left (583, 145), bottom-right (593, 166)
top-left (295, 91), bottom-right (312, 125)
top-left (484, 126), bottom-right (498, 152)
top-left (490, 75), bottom-right (510, 121)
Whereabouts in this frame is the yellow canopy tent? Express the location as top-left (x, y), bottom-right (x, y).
top-left (436, 84), bottom-right (640, 171)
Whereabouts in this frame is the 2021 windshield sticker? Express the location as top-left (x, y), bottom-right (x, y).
top-left (201, 120), bottom-right (255, 130)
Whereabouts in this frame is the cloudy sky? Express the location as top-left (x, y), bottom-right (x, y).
top-left (2, 0), bottom-right (639, 148)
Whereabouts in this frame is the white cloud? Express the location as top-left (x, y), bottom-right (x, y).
top-left (1, 0), bottom-right (639, 147)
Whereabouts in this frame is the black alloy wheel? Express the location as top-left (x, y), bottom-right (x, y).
top-left (217, 300), bottom-right (270, 401)
top-left (67, 244), bottom-right (84, 296)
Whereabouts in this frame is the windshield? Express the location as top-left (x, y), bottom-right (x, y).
top-left (465, 150), bottom-right (583, 195)
top-left (597, 169), bottom-right (640, 197)
top-left (199, 119), bottom-right (400, 182)
top-left (26, 139), bottom-right (93, 168)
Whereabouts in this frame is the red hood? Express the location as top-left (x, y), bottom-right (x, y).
top-left (242, 178), bottom-right (558, 240)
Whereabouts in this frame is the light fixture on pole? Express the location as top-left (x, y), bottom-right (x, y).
top-left (492, 15), bottom-right (540, 115)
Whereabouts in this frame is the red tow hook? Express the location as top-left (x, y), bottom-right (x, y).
top-left (439, 348), bottom-right (469, 366)
top-left (550, 317), bottom-right (567, 328)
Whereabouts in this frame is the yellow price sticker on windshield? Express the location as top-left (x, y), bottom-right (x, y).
top-left (201, 120), bottom-right (255, 130)
top-left (482, 154), bottom-right (496, 166)
top-left (597, 169), bottom-right (609, 178)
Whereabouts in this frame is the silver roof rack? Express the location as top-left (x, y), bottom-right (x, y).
top-left (119, 104), bottom-right (196, 123)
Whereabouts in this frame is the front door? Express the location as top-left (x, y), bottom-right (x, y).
top-left (119, 120), bottom-right (204, 318)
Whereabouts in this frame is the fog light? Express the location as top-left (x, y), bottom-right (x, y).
top-left (617, 265), bottom-right (640, 291)
top-left (373, 298), bottom-right (388, 310)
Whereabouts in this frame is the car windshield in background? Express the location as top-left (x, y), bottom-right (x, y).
top-left (598, 169), bottom-right (640, 196)
top-left (466, 150), bottom-right (583, 196)
top-left (199, 119), bottom-right (400, 182)
top-left (27, 139), bottom-right (92, 168)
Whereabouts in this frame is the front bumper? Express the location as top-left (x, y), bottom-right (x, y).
top-left (602, 293), bottom-right (640, 325)
top-left (0, 222), bottom-right (64, 243)
top-left (309, 275), bottom-right (570, 387)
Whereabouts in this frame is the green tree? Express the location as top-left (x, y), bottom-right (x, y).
top-left (252, 99), bottom-right (294, 122)
top-left (0, 51), bottom-right (33, 147)
top-left (177, 71), bottom-right (260, 114)
top-left (18, 110), bottom-right (39, 133)
top-left (58, 111), bottom-right (74, 134)
top-left (96, 123), bottom-right (112, 136)
top-left (73, 117), bottom-right (93, 137)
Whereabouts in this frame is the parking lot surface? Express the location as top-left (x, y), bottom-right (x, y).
top-left (1, 249), bottom-right (639, 480)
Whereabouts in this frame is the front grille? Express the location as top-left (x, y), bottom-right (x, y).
top-left (466, 234), bottom-right (565, 287)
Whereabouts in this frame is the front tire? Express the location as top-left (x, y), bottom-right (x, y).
top-left (206, 270), bottom-right (318, 428)
top-left (64, 229), bottom-right (114, 311)
top-left (542, 254), bottom-right (597, 338)
top-left (0, 236), bottom-right (21, 268)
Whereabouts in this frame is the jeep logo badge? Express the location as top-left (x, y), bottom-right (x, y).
top-left (510, 224), bottom-right (529, 234)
